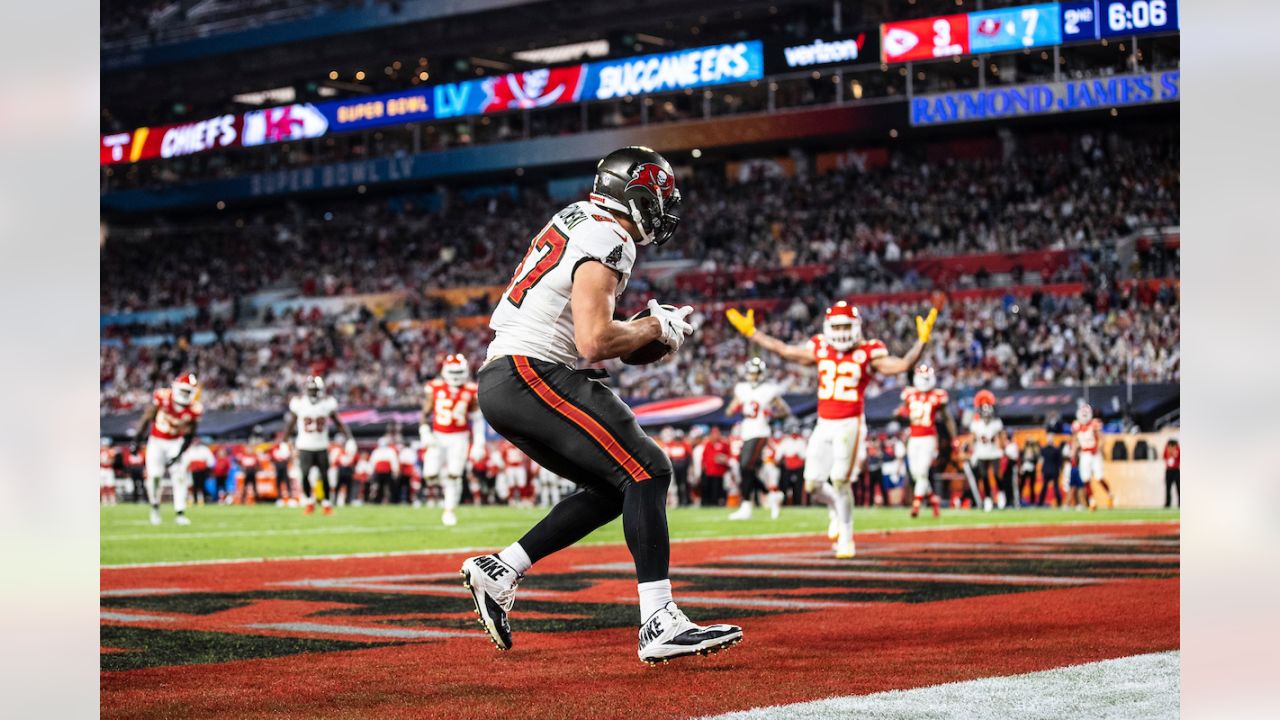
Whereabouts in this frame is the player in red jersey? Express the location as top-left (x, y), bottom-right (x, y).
top-left (896, 365), bottom-right (957, 518)
top-left (130, 373), bottom-right (203, 525)
top-left (421, 354), bottom-right (486, 526)
top-left (1071, 403), bottom-right (1113, 510)
top-left (727, 301), bottom-right (936, 557)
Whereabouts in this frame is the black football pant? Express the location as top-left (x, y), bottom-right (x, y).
top-left (1165, 468), bottom-right (1179, 507)
top-left (238, 470), bottom-right (259, 503)
top-left (335, 468), bottom-right (354, 503)
top-left (372, 472), bottom-right (394, 504)
top-left (701, 474), bottom-right (725, 507)
top-left (1037, 465), bottom-right (1064, 506)
top-left (479, 356), bottom-right (673, 583)
top-left (671, 462), bottom-right (690, 506)
top-left (297, 449), bottom-right (331, 500)
top-left (738, 437), bottom-right (767, 505)
top-left (274, 462), bottom-right (291, 499)
top-left (781, 468), bottom-right (804, 505)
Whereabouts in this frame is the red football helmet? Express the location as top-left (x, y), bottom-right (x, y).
top-left (974, 389), bottom-right (997, 418)
top-left (172, 373), bottom-right (198, 406)
top-left (441, 354), bottom-right (469, 387)
top-left (823, 301), bottom-right (861, 351)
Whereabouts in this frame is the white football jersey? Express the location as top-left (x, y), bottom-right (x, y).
top-left (969, 417), bottom-right (1005, 460)
top-left (734, 381), bottom-right (782, 440)
top-left (289, 396), bottom-right (339, 451)
top-left (487, 200), bottom-right (638, 367)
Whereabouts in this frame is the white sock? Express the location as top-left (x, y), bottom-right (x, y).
top-left (834, 484), bottom-right (853, 544)
top-left (444, 477), bottom-right (461, 511)
top-left (637, 579), bottom-right (673, 623)
top-left (497, 542), bottom-right (532, 575)
top-left (172, 475), bottom-right (187, 513)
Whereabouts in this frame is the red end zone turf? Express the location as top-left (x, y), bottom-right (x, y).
top-left (101, 522), bottom-right (1178, 720)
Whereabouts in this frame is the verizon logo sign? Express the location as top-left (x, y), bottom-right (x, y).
top-left (782, 35), bottom-right (865, 68)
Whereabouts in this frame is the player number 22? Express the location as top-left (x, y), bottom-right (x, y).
top-left (506, 224), bottom-right (569, 307)
top-left (817, 359), bottom-right (861, 402)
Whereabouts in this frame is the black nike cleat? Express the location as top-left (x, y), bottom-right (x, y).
top-left (460, 555), bottom-right (521, 650)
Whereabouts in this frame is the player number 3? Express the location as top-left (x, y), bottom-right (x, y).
top-left (817, 359), bottom-right (861, 402)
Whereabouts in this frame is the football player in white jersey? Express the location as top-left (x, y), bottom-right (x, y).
top-left (726, 358), bottom-right (790, 520)
top-left (283, 376), bottom-right (352, 515)
top-left (967, 390), bottom-right (1004, 511)
top-left (461, 147), bottom-right (741, 664)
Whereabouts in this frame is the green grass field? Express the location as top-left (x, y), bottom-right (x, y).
top-left (100, 503), bottom-right (1179, 566)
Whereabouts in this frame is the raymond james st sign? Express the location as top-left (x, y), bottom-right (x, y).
top-left (910, 69), bottom-right (1179, 126)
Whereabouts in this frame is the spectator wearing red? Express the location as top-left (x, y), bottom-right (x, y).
top-left (662, 427), bottom-right (694, 507)
top-left (701, 427), bottom-right (732, 508)
top-left (236, 444), bottom-right (261, 504)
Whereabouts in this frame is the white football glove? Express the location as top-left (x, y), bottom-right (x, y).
top-left (648, 299), bottom-right (695, 352)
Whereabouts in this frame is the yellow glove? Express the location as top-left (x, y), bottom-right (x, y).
top-left (915, 307), bottom-right (938, 344)
top-left (725, 308), bottom-right (756, 338)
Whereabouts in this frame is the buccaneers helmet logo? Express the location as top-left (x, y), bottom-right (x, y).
top-left (626, 163), bottom-right (675, 200)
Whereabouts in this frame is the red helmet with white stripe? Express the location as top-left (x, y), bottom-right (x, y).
top-left (441, 354), bottom-right (469, 387)
top-left (823, 302), bottom-right (861, 352)
top-left (172, 373), bottom-right (198, 406)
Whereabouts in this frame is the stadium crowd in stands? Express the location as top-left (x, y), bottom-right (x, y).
top-left (101, 128), bottom-right (1179, 412)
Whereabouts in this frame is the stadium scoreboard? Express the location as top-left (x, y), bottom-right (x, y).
top-left (882, 0), bottom-right (1179, 63)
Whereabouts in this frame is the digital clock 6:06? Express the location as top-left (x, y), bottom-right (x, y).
top-left (1100, 0), bottom-right (1178, 37)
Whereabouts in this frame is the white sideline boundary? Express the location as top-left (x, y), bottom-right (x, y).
top-left (696, 651), bottom-right (1180, 720)
top-left (101, 518), bottom-right (1179, 571)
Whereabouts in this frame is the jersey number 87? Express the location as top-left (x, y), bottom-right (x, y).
top-left (817, 359), bottom-right (861, 402)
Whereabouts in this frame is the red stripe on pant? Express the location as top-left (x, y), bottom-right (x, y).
top-left (511, 356), bottom-right (652, 482)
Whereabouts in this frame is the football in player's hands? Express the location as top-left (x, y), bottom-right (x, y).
top-left (621, 304), bottom-right (690, 365)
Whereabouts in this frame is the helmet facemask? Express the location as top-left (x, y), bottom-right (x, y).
top-left (744, 358), bottom-right (766, 385)
top-left (913, 366), bottom-right (936, 392)
top-left (823, 317), bottom-right (860, 352)
top-left (442, 356), bottom-right (469, 387)
top-left (172, 375), bottom-right (198, 406)
top-left (629, 187), bottom-right (681, 246)
top-left (305, 376), bottom-right (325, 401)
top-left (1078, 404), bottom-right (1093, 422)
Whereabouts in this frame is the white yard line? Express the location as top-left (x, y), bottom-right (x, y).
top-left (101, 519), bottom-right (1178, 570)
top-left (696, 651), bottom-right (1179, 720)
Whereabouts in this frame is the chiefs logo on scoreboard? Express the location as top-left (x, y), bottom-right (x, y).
top-left (881, 14), bottom-right (969, 63)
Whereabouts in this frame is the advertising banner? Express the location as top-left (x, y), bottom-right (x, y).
top-left (909, 70), bottom-right (1179, 126)
top-left (100, 114), bottom-right (243, 164)
top-left (766, 33), bottom-right (877, 73)
top-left (583, 40), bottom-right (763, 100)
top-left (101, 40), bottom-right (763, 164)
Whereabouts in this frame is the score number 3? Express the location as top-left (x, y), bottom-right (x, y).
top-left (817, 359), bottom-right (862, 402)
top-left (506, 224), bottom-right (569, 307)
